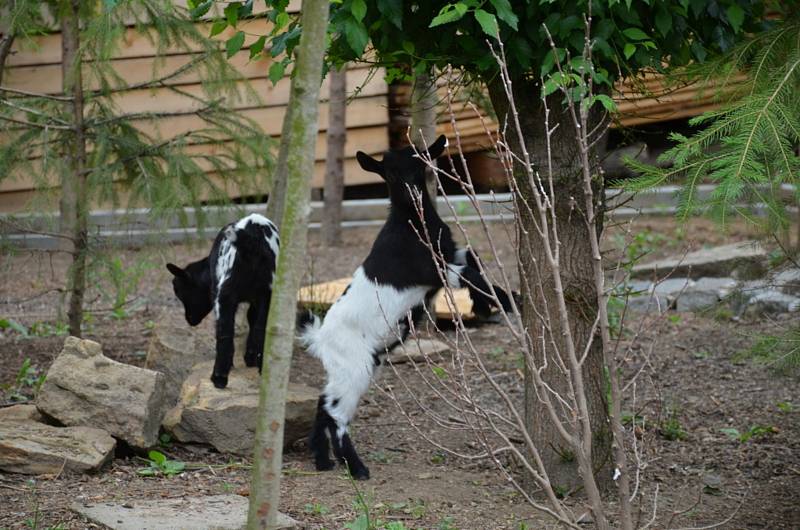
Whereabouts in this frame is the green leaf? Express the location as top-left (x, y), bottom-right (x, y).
top-left (489, 0), bottom-right (518, 30)
top-left (623, 43), bottom-right (636, 59)
top-left (622, 28), bottom-right (649, 41)
top-left (209, 20), bottom-right (228, 38)
top-left (473, 9), bottom-right (499, 39)
top-left (542, 78), bottom-right (560, 97)
top-left (249, 36), bottom-right (266, 59)
top-left (275, 11), bottom-right (290, 30)
top-left (655, 8), bottom-right (672, 36)
top-left (429, 3), bottom-right (468, 28)
top-left (0, 318), bottom-right (28, 336)
top-left (592, 94), bottom-right (617, 113)
top-left (402, 40), bottom-right (415, 55)
top-left (343, 16), bottom-right (369, 55)
top-left (720, 428), bottom-right (740, 441)
top-left (726, 4), bottom-right (745, 33)
top-left (350, 0), bottom-right (367, 22)
top-left (189, 0), bottom-right (213, 19)
top-left (268, 61), bottom-right (286, 85)
top-left (431, 366), bottom-right (447, 379)
top-left (377, 0), bottom-right (403, 29)
top-left (224, 2), bottom-right (241, 27)
top-left (226, 31), bottom-right (246, 58)
top-left (148, 450), bottom-right (166, 465)
top-left (137, 468), bottom-right (156, 476)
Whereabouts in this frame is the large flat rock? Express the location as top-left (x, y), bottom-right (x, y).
top-left (631, 241), bottom-right (768, 280)
top-left (387, 338), bottom-right (451, 364)
top-left (0, 421), bottom-right (115, 475)
top-left (0, 403), bottom-right (43, 423)
top-left (163, 361), bottom-right (317, 455)
top-left (145, 322), bottom-right (215, 407)
top-left (72, 495), bottom-right (297, 530)
top-left (37, 337), bottom-right (169, 449)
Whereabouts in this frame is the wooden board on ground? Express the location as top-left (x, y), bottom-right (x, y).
top-left (298, 278), bottom-right (474, 320)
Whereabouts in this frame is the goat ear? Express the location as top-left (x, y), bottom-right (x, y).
top-left (425, 135), bottom-right (448, 160)
top-left (356, 151), bottom-right (384, 176)
top-left (166, 263), bottom-right (187, 279)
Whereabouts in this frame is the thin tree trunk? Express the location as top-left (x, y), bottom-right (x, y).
top-left (0, 12), bottom-right (14, 86)
top-left (246, 0), bottom-right (329, 527)
top-left (265, 101), bottom-right (293, 227)
top-left (60, 0), bottom-right (88, 337)
top-left (322, 65), bottom-right (346, 247)
top-left (410, 71), bottom-right (438, 198)
top-left (487, 78), bottom-right (611, 494)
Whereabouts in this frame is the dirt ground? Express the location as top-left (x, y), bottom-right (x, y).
top-left (1, 216), bottom-right (798, 529)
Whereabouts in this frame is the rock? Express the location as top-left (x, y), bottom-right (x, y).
top-left (72, 494), bottom-right (298, 530)
top-left (631, 241), bottom-right (768, 280)
top-left (676, 290), bottom-right (720, 312)
top-left (0, 403), bottom-right (43, 423)
top-left (0, 422), bottom-right (115, 475)
top-left (773, 267), bottom-right (800, 296)
top-left (652, 278), bottom-right (694, 296)
top-left (625, 294), bottom-right (671, 314)
top-left (692, 277), bottom-right (738, 298)
top-left (163, 361), bottom-right (317, 455)
top-left (744, 290), bottom-right (800, 316)
top-left (37, 337), bottom-right (169, 449)
top-left (388, 338), bottom-right (450, 364)
top-left (675, 290), bottom-right (719, 311)
top-left (145, 323), bottom-right (215, 407)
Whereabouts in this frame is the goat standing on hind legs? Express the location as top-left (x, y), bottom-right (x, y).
top-left (166, 213), bottom-right (279, 389)
top-left (300, 135), bottom-right (516, 480)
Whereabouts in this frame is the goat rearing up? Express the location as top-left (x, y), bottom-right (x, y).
top-left (301, 135), bottom-right (515, 480)
top-left (166, 213), bottom-right (279, 389)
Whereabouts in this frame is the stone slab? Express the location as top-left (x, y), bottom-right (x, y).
top-left (72, 495), bottom-right (297, 530)
top-left (37, 337), bottom-right (169, 449)
top-left (631, 241), bottom-right (768, 280)
top-left (0, 403), bottom-right (43, 423)
top-left (163, 361), bottom-right (317, 455)
top-left (0, 422), bottom-right (115, 475)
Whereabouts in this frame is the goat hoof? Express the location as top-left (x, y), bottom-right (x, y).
top-left (315, 459), bottom-right (335, 471)
top-left (211, 374), bottom-right (229, 389)
top-left (350, 466), bottom-right (370, 480)
top-left (244, 352), bottom-right (260, 368)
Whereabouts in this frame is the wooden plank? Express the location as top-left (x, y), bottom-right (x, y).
top-left (1, 95), bottom-right (390, 161)
top-left (0, 123), bottom-right (388, 193)
top-left (0, 154), bottom-right (386, 213)
top-left (298, 278), bottom-right (475, 320)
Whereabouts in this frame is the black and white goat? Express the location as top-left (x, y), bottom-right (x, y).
top-left (166, 213), bottom-right (279, 389)
top-left (301, 136), bottom-right (515, 479)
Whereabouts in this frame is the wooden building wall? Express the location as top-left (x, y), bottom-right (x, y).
top-left (0, 15), bottom-right (390, 213)
top-left (0, 9), bottom-right (736, 213)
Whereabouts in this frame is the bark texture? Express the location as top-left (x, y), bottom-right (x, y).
top-left (60, 0), bottom-right (89, 337)
top-left (322, 66), bottom-right (346, 246)
top-left (246, 0), bottom-right (329, 527)
top-left (410, 71), bottom-right (439, 198)
top-left (487, 77), bottom-right (611, 492)
top-left (0, 11), bottom-right (14, 87)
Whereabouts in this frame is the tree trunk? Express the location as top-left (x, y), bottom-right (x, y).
top-left (0, 11), bottom-right (14, 86)
top-left (60, 0), bottom-right (89, 337)
top-left (410, 71), bottom-right (438, 198)
top-left (322, 65), bottom-right (346, 247)
top-left (487, 77), bottom-right (611, 493)
top-left (246, 0), bottom-right (329, 527)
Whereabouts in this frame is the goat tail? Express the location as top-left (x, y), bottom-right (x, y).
top-left (296, 308), bottom-right (322, 356)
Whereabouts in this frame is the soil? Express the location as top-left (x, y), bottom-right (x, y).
top-left (1, 216), bottom-right (798, 529)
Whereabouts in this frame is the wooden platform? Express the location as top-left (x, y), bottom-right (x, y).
top-left (298, 278), bottom-right (474, 320)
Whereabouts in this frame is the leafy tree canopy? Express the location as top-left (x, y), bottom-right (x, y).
top-left (200, 0), bottom-right (770, 89)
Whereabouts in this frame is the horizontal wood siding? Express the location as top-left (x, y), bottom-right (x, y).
top-left (0, 14), bottom-right (389, 213)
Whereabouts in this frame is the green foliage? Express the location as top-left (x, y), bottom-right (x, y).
top-left (0, 0), bottom-right (274, 228)
top-left (623, 18), bottom-right (799, 234)
top-left (659, 409), bottom-right (687, 441)
top-left (720, 424), bottom-right (777, 443)
top-left (1, 358), bottom-right (46, 403)
top-left (209, 0), bottom-right (765, 94)
top-left (0, 318), bottom-right (29, 337)
top-left (304, 502), bottom-right (330, 515)
top-left (91, 255), bottom-right (153, 319)
top-left (137, 450), bottom-right (186, 477)
top-left (739, 324), bottom-right (800, 376)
